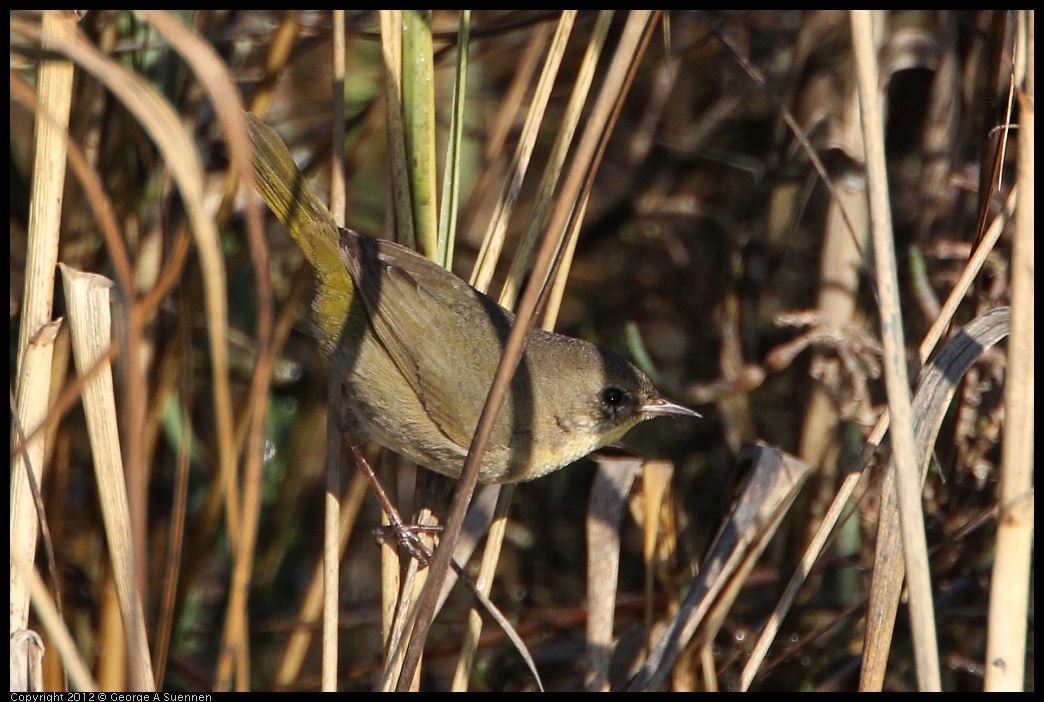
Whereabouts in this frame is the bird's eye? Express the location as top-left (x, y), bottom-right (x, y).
top-left (601, 387), bottom-right (625, 407)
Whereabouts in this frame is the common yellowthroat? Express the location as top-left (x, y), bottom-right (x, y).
top-left (246, 113), bottom-right (698, 484)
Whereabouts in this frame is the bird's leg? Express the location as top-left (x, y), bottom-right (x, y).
top-left (349, 445), bottom-right (441, 567)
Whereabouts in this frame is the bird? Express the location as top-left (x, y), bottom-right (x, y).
top-left (246, 113), bottom-right (699, 485)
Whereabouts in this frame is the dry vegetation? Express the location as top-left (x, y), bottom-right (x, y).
top-left (9, 10), bottom-right (1033, 692)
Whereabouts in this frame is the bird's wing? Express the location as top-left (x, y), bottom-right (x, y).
top-left (338, 230), bottom-right (515, 451)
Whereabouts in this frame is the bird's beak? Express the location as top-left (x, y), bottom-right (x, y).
top-left (641, 395), bottom-right (701, 420)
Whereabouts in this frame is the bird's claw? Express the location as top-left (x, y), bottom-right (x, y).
top-left (371, 523), bottom-right (442, 567)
